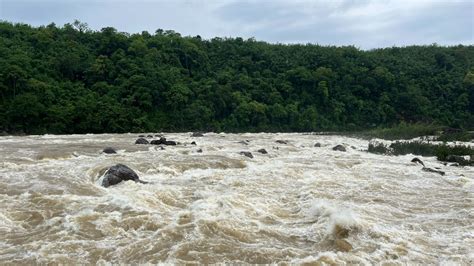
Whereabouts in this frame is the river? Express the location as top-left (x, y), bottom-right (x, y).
top-left (0, 133), bottom-right (472, 264)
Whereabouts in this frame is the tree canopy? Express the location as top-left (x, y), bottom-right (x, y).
top-left (0, 21), bottom-right (473, 134)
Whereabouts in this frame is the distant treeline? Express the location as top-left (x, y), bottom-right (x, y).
top-left (0, 21), bottom-right (473, 134)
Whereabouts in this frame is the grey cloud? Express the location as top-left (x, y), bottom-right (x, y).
top-left (0, 0), bottom-right (472, 49)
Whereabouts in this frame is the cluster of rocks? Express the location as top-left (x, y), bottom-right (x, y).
top-left (411, 157), bottom-right (445, 176)
top-left (135, 137), bottom-right (177, 146)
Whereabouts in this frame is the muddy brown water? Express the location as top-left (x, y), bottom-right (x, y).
top-left (0, 133), bottom-right (473, 264)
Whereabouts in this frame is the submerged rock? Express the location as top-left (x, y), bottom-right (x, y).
top-left (422, 167), bottom-right (445, 176)
top-left (191, 141), bottom-right (197, 145)
top-left (332, 145), bottom-right (346, 152)
top-left (135, 138), bottom-right (149, 144)
top-left (138, 135), bottom-right (145, 137)
top-left (276, 140), bottom-right (288, 144)
top-left (102, 147), bottom-right (117, 154)
top-left (335, 239), bottom-right (353, 252)
top-left (147, 135), bottom-right (153, 138)
top-left (191, 132), bottom-right (204, 137)
top-left (238, 141), bottom-right (249, 145)
top-left (411, 157), bottom-right (425, 167)
top-left (257, 148), bottom-right (268, 154)
top-left (240, 151), bottom-right (254, 158)
top-left (333, 224), bottom-right (351, 239)
top-left (197, 148), bottom-right (203, 153)
top-left (101, 164), bottom-right (147, 187)
top-left (314, 143), bottom-right (321, 147)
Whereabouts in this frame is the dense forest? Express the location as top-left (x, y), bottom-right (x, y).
top-left (0, 21), bottom-right (473, 134)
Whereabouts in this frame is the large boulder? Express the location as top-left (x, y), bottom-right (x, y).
top-left (101, 164), bottom-right (147, 187)
top-left (332, 145), bottom-right (346, 152)
top-left (135, 138), bottom-right (149, 145)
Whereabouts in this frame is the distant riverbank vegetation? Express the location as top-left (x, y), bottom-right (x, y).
top-left (0, 21), bottom-right (473, 134)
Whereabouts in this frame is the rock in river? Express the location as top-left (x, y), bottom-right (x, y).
top-left (422, 167), bottom-right (445, 176)
top-left (411, 157), bottom-right (425, 167)
top-left (102, 147), bottom-right (117, 154)
top-left (101, 164), bottom-right (148, 187)
top-left (240, 151), bottom-right (254, 158)
top-left (135, 138), bottom-right (149, 145)
top-left (332, 145), bottom-right (346, 152)
top-left (191, 132), bottom-right (204, 137)
top-left (257, 148), bottom-right (268, 154)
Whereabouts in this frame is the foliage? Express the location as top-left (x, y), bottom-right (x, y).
top-left (436, 131), bottom-right (474, 142)
top-left (0, 21), bottom-right (473, 134)
top-left (368, 141), bottom-right (390, 154)
top-left (357, 123), bottom-right (443, 140)
top-left (367, 140), bottom-right (474, 164)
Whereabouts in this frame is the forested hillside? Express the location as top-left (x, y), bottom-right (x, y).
top-left (0, 21), bottom-right (473, 134)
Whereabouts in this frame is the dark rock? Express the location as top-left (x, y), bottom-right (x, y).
top-left (332, 145), bottom-right (346, 152)
top-left (102, 147), bottom-right (117, 154)
top-left (257, 148), bottom-right (268, 154)
top-left (101, 164), bottom-right (147, 187)
top-left (147, 135), bottom-right (153, 138)
top-left (135, 138), bottom-right (149, 145)
top-left (411, 157), bottom-right (425, 167)
top-left (160, 146), bottom-right (165, 150)
top-left (314, 143), bottom-right (321, 147)
top-left (197, 148), bottom-right (203, 153)
top-left (191, 132), bottom-right (204, 137)
top-left (164, 140), bottom-right (177, 146)
top-left (240, 151), bottom-right (253, 158)
top-left (138, 135), bottom-right (145, 137)
top-left (276, 140), bottom-right (288, 144)
top-left (422, 167), bottom-right (445, 176)
top-left (150, 139), bottom-right (162, 145)
top-left (191, 141), bottom-right (197, 145)
top-left (238, 141), bottom-right (249, 145)
top-left (155, 134), bottom-right (162, 137)
top-left (445, 155), bottom-right (469, 165)
top-left (450, 163), bottom-right (460, 167)
top-left (151, 137), bottom-right (176, 146)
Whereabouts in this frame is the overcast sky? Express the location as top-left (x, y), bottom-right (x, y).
top-left (1, 0), bottom-right (473, 49)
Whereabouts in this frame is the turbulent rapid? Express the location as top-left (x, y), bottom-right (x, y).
top-left (0, 133), bottom-right (473, 264)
